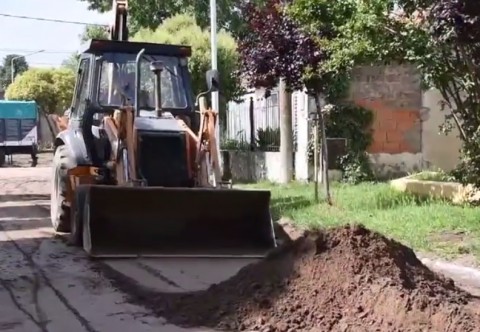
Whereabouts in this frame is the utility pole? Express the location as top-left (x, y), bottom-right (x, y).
top-left (10, 50), bottom-right (45, 83)
top-left (210, 0), bottom-right (221, 172)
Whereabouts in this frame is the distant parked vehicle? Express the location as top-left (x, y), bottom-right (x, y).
top-left (0, 100), bottom-right (39, 167)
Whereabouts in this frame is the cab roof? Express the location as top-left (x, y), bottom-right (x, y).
top-left (79, 39), bottom-right (192, 57)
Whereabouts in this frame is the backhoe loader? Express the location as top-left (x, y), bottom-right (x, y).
top-left (50, 0), bottom-right (276, 258)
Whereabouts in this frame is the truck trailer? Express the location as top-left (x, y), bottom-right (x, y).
top-left (0, 100), bottom-right (39, 167)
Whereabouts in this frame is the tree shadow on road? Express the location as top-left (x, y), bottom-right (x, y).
top-left (0, 203), bottom-right (50, 231)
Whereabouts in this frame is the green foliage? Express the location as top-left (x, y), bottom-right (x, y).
top-left (221, 138), bottom-right (250, 151)
top-left (383, 1), bottom-right (480, 188)
top-left (411, 170), bottom-right (456, 182)
top-left (61, 53), bottom-right (81, 72)
top-left (80, 25), bottom-right (108, 42)
top-left (338, 152), bottom-right (375, 184)
top-left (0, 54), bottom-right (29, 90)
top-left (326, 104), bottom-right (374, 151)
top-left (288, 0), bottom-right (399, 74)
top-left (256, 127), bottom-right (280, 151)
top-left (221, 127), bottom-right (281, 152)
top-left (5, 68), bottom-right (76, 114)
top-left (132, 14), bottom-right (243, 103)
top-left (307, 104), bottom-right (375, 184)
top-left (80, 0), bottom-right (265, 37)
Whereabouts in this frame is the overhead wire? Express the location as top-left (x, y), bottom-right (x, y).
top-left (0, 12), bottom-right (108, 26)
top-left (0, 11), bottom-right (106, 59)
top-left (0, 49), bottom-right (74, 54)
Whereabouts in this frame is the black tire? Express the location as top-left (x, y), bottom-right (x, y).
top-left (70, 185), bottom-right (89, 246)
top-left (51, 145), bottom-right (75, 232)
top-left (0, 149), bottom-right (5, 167)
top-left (31, 144), bottom-right (38, 167)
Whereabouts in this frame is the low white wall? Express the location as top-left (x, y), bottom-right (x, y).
top-left (222, 151), bottom-right (307, 183)
top-left (369, 152), bottom-right (423, 179)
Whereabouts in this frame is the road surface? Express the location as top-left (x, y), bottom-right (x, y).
top-left (0, 153), bottom-right (479, 332)
top-left (0, 154), bottom-right (255, 332)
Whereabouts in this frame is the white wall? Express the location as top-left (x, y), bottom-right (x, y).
top-left (421, 88), bottom-right (462, 172)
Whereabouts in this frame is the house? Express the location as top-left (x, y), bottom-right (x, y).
top-left (221, 63), bottom-right (463, 182)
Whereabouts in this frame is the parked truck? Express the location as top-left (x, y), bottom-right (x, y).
top-left (0, 100), bottom-right (39, 167)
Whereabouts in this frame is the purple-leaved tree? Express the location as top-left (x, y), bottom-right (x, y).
top-left (237, 0), bottom-right (331, 201)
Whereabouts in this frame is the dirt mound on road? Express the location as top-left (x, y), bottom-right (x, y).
top-left (146, 224), bottom-right (479, 331)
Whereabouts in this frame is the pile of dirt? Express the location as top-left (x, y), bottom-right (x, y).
top-left (109, 224), bottom-right (480, 331)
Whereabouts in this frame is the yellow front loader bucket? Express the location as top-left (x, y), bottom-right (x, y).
top-left (80, 185), bottom-right (276, 258)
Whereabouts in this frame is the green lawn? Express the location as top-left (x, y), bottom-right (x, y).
top-left (240, 181), bottom-right (480, 260)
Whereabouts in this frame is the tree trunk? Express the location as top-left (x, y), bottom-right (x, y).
top-left (313, 116), bottom-right (319, 203)
top-left (279, 78), bottom-right (294, 183)
top-left (315, 94), bottom-right (332, 205)
top-left (249, 97), bottom-right (256, 151)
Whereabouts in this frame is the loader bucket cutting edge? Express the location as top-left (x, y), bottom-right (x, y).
top-left (81, 185), bottom-right (277, 258)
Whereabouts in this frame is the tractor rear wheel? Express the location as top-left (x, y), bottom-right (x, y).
top-left (51, 145), bottom-right (75, 232)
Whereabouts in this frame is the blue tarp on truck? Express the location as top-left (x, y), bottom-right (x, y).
top-left (0, 100), bottom-right (39, 166)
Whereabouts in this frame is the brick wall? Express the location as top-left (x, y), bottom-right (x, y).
top-left (349, 64), bottom-right (422, 155)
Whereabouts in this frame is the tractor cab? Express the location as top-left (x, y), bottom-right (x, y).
top-left (69, 39), bottom-right (196, 129)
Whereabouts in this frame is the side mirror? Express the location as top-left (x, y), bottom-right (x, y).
top-left (206, 69), bottom-right (220, 92)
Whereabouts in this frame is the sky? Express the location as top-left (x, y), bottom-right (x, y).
top-left (0, 0), bottom-right (112, 68)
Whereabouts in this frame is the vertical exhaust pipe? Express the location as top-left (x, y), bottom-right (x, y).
top-left (150, 61), bottom-right (164, 117)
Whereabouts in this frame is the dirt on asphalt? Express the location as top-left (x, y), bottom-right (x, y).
top-left (104, 224), bottom-right (480, 332)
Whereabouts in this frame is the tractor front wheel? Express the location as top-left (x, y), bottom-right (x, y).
top-left (50, 145), bottom-right (75, 232)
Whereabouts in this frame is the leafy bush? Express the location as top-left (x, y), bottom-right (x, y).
top-left (307, 103), bottom-right (375, 183)
top-left (221, 138), bottom-right (250, 151)
top-left (256, 127), bottom-right (280, 151)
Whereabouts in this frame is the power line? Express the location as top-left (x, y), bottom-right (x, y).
top-left (0, 12), bottom-right (108, 27)
top-left (0, 49), bottom-right (74, 54)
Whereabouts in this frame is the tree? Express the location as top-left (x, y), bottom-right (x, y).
top-left (132, 13), bottom-right (243, 122)
top-left (288, 0), bottom-right (400, 84)
top-left (389, 0), bottom-right (480, 188)
top-left (238, 0), bottom-right (325, 188)
top-left (5, 68), bottom-right (76, 115)
top-left (0, 54), bottom-right (29, 90)
top-left (79, 0), bottom-right (265, 37)
top-left (80, 25), bottom-right (109, 42)
top-left (62, 53), bottom-right (81, 72)
top-left (287, 0), bottom-right (412, 190)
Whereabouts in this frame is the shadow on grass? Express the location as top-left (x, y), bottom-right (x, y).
top-left (270, 196), bottom-right (313, 220)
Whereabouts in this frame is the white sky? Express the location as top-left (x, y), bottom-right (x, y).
top-left (0, 0), bottom-right (112, 68)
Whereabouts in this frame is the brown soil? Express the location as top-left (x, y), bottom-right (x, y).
top-left (103, 224), bottom-right (480, 331)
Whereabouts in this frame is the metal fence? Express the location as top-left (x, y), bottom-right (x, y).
top-left (222, 90), bottom-right (293, 152)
